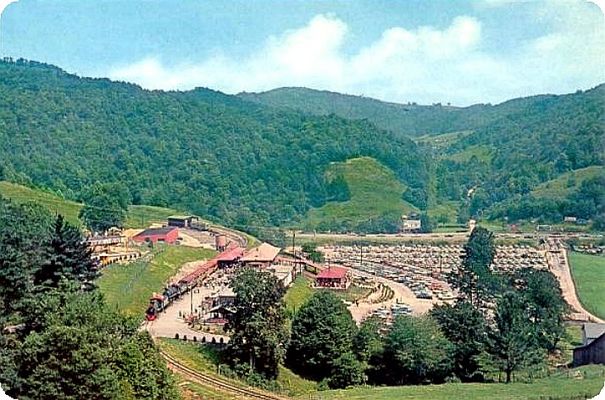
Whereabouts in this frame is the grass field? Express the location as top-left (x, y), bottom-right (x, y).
top-left (0, 181), bottom-right (83, 224)
top-left (161, 336), bottom-right (604, 400)
top-left (284, 276), bottom-right (315, 315)
top-left (427, 201), bottom-right (461, 226)
top-left (303, 365), bottom-right (605, 400)
top-left (445, 144), bottom-right (493, 163)
top-left (0, 180), bottom-right (181, 228)
top-left (304, 157), bottom-right (416, 230)
top-left (98, 246), bottom-right (216, 316)
top-left (568, 252), bottom-right (605, 320)
top-left (531, 166), bottom-right (604, 199)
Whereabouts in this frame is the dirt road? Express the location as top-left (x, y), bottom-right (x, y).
top-left (545, 239), bottom-right (603, 323)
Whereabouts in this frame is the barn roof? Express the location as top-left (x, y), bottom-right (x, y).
top-left (135, 226), bottom-right (178, 237)
top-left (316, 266), bottom-right (348, 279)
top-left (583, 323), bottom-right (605, 344)
top-left (216, 246), bottom-right (244, 261)
top-left (241, 243), bottom-right (281, 262)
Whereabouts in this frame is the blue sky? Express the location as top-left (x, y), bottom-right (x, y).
top-left (1, 0), bottom-right (603, 105)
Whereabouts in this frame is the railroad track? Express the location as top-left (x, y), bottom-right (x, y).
top-left (160, 349), bottom-right (287, 400)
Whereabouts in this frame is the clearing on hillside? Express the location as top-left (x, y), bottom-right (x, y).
top-left (531, 166), bottom-right (605, 199)
top-left (0, 181), bottom-right (181, 228)
top-left (304, 157), bottom-right (416, 231)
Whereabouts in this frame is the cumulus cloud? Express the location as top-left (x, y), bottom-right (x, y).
top-left (109, 7), bottom-right (604, 105)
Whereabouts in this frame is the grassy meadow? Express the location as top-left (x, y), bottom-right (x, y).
top-left (0, 180), bottom-right (180, 228)
top-left (569, 252), bottom-right (605, 320)
top-left (531, 166), bottom-right (604, 199)
top-left (304, 157), bottom-right (416, 229)
top-left (284, 276), bottom-right (315, 315)
top-left (304, 365), bottom-right (604, 400)
top-left (158, 339), bottom-right (317, 398)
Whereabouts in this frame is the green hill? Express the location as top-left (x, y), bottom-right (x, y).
top-left (1, 59), bottom-right (602, 231)
top-left (241, 85), bottom-right (604, 227)
top-left (239, 87), bottom-right (495, 138)
top-left (0, 59), bottom-right (428, 231)
top-left (304, 157), bottom-right (416, 232)
top-left (531, 166), bottom-right (605, 199)
top-left (0, 181), bottom-right (178, 228)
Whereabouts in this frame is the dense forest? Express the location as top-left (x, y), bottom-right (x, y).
top-left (0, 197), bottom-right (178, 399)
top-left (0, 59), bottom-right (428, 229)
top-left (242, 85), bottom-right (605, 228)
top-left (0, 59), bottom-right (603, 231)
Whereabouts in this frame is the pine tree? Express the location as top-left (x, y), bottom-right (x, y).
top-left (35, 215), bottom-right (99, 290)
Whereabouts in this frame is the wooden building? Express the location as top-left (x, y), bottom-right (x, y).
top-left (315, 266), bottom-right (350, 289)
top-left (241, 243), bottom-right (281, 268)
top-left (573, 323), bottom-right (605, 366)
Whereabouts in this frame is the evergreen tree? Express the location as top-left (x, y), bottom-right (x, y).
top-left (34, 215), bottom-right (99, 290)
top-left (449, 227), bottom-right (498, 306)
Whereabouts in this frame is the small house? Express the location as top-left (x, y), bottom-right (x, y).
top-left (315, 266), bottom-right (350, 290)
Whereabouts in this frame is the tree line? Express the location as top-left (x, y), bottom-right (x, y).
top-left (223, 227), bottom-right (568, 390)
top-left (0, 197), bottom-right (178, 399)
top-left (0, 59), bottom-right (429, 231)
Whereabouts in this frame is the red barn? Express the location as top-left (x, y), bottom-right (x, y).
top-left (133, 226), bottom-right (179, 244)
top-left (315, 266), bottom-right (350, 289)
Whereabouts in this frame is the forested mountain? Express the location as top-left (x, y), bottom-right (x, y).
top-left (239, 87), bottom-right (495, 138)
top-left (0, 59), bottom-right (602, 231)
top-left (0, 59), bottom-right (428, 229)
top-left (241, 85), bottom-right (605, 228)
top-left (433, 85), bottom-right (604, 226)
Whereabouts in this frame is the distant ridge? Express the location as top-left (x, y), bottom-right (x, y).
top-left (238, 85), bottom-right (605, 138)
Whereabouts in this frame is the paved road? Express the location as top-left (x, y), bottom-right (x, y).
top-left (144, 283), bottom-right (230, 343)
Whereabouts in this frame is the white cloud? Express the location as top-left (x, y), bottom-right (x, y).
top-left (0, 0), bottom-right (18, 16)
top-left (109, 7), bottom-right (604, 106)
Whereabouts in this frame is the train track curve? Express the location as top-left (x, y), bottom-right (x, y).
top-left (160, 349), bottom-right (288, 400)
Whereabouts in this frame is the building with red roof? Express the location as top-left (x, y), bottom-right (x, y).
top-left (133, 226), bottom-right (179, 244)
top-left (315, 266), bottom-right (350, 289)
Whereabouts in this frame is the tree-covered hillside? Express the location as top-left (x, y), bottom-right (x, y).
top-left (241, 85), bottom-right (605, 227)
top-left (239, 87), bottom-right (496, 138)
top-left (1, 59), bottom-right (602, 231)
top-left (0, 59), bottom-right (428, 228)
top-left (433, 85), bottom-right (604, 225)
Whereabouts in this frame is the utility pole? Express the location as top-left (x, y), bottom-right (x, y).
top-left (359, 243), bottom-right (363, 269)
top-left (190, 287), bottom-right (194, 317)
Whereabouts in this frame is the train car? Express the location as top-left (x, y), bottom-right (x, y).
top-left (144, 245), bottom-right (241, 320)
top-left (146, 293), bottom-right (166, 321)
